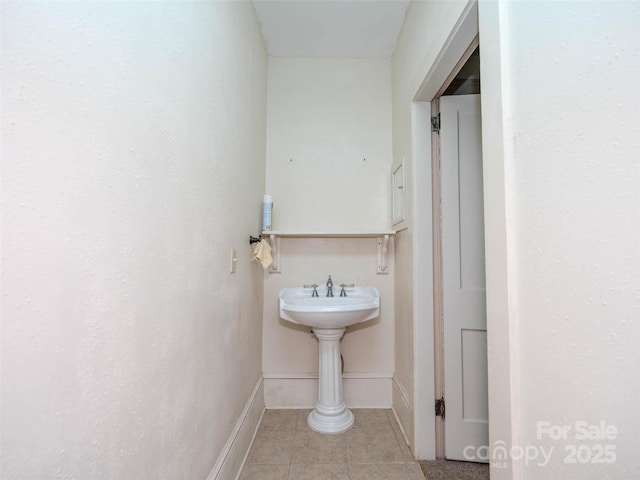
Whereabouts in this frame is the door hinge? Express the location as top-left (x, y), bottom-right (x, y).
top-left (431, 113), bottom-right (441, 134)
top-left (435, 397), bottom-right (445, 418)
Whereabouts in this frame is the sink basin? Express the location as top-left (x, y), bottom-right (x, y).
top-left (279, 286), bottom-right (380, 329)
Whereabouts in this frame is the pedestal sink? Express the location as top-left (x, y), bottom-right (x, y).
top-left (279, 285), bottom-right (380, 434)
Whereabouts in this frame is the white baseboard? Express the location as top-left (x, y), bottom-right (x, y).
top-left (263, 373), bottom-right (393, 409)
top-left (207, 376), bottom-right (264, 480)
top-left (392, 376), bottom-right (413, 453)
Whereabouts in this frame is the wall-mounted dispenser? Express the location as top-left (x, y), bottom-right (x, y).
top-left (263, 194), bottom-right (273, 231)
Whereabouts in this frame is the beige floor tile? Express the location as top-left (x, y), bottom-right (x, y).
top-left (238, 409), bottom-right (426, 479)
top-left (393, 428), bottom-right (415, 461)
top-left (288, 463), bottom-right (350, 480)
top-left (292, 430), bottom-right (348, 464)
top-left (351, 409), bottom-right (393, 430)
top-left (245, 430), bottom-right (295, 465)
top-left (238, 464), bottom-right (289, 480)
top-left (260, 409), bottom-right (299, 431)
top-left (347, 429), bottom-right (407, 463)
top-left (350, 463), bottom-right (413, 480)
top-left (406, 461), bottom-right (427, 479)
top-left (296, 409), bottom-right (314, 431)
top-left (386, 409), bottom-right (402, 431)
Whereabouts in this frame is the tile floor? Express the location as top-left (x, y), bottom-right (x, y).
top-left (239, 409), bottom-right (425, 480)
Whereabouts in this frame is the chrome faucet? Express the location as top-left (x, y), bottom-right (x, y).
top-left (326, 275), bottom-right (334, 297)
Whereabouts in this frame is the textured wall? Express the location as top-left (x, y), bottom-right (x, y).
top-left (502, 2), bottom-right (640, 478)
top-left (265, 57), bottom-right (392, 232)
top-left (1, 1), bottom-right (267, 478)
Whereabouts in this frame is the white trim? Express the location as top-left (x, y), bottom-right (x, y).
top-left (262, 231), bottom-right (396, 238)
top-left (262, 372), bottom-right (393, 380)
top-left (411, 100), bottom-right (435, 459)
top-left (477, 1), bottom-right (521, 478)
top-left (391, 376), bottom-right (414, 458)
top-left (207, 376), bottom-right (265, 480)
top-left (390, 406), bottom-right (412, 452)
top-left (392, 375), bottom-right (411, 409)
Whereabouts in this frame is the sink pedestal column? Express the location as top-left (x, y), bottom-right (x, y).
top-left (307, 327), bottom-right (354, 434)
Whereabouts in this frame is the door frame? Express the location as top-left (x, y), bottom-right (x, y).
top-left (431, 37), bottom-right (481, 459)
top-left (411, 1), bottom-right (520, 477)
top-left (410, 0), bottom-right (479, 459)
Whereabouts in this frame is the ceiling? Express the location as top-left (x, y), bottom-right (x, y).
top-left (252, 0), bottom-right (410, 58)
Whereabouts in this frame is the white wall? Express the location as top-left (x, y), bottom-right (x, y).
top-left (1, 2), bottom-right (267, 478)
top-left (265, 57), bottom-right (392, 232)
top-left (493, 1), bottom-right (640, 478)
top-left (263, 57), bottom-right (395, 407)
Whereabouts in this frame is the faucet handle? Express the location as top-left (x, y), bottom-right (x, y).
top-left (339, 283), bottom-right (355, 297)
top-left (303, 284), bottom-right (319, 297)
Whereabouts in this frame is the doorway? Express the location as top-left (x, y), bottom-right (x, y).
top-left (411, 3), bottom-right (517, 477)
top-left (431, 41), bottom-right (489, 462)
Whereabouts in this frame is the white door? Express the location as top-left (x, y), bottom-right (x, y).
top-left (440, 94), bottom-right (489, 462)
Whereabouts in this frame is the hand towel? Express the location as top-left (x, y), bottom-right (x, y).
top-left (252, 239), bottom-right (272, 269)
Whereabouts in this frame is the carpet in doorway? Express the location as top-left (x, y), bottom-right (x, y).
top-left (419, 459), bottom-right (489, 480)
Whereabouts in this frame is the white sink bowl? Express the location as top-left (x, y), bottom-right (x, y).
top-left (279, 286), bottom-right (380, 329)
